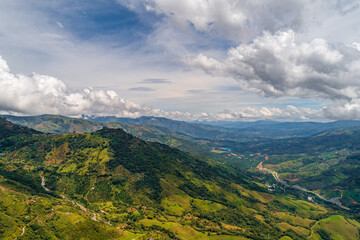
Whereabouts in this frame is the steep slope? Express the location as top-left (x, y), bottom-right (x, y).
top-left (0, 182), bottom-right (122, 239)
top-left (1, 115), bottom-right (233, 162)
top-left (4, 114), bottom-right (253, 141)
top-left (85, 115), bottom-right (271, 141)
top-left (0, 117), bottom-right (42, 152)
top-left (0, 121), bottom-right (356, 239)
top-left (0, 117), bottom-right (40, 138)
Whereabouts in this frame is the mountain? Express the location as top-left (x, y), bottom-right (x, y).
top-left (1, 119), bottom-right (358, 239)
top-left (1, 115), bottom-right (228, 162)
top-left (8, 115), bottom-right (360, 147)
top-left (4, 114), bottom-right (360, 212)
top-left (0, 117), bottom-right (42, 151)
top-left (87, 115), bottom-right (360, 140)
top-left (85, 115), bottom-right (271, 142)
top-left (0, 117), bottom-right (40, 138)
top-left (1, 114), bottom-right (106, 134)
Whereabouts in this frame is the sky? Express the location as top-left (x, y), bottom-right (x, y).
top-left (0, 0), bottom-right (360, 121)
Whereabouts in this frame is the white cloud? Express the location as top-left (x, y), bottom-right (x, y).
top-left (119, 0), bottom-right (360, 46)
top-left (0, 55), bottom-right (152, 117)
top-left (323, 99), bottom-right (360, 120)
top-left (119, 0), bottom-right (305, 43)
top-left (185, 30), bottom-right (360, 115)
top-left (353, 42), bottom-right (360, 51)
top-left (115, 1), bottom-right (360, 121)
top-left (0, 54), bottom-right (327, 121)
top-left (208, 105), bottom-right (323, 121)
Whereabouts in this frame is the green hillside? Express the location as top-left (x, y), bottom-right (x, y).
top-left (0, 117), bottom-right (40, 138)
top-left (1, 115), bottom-right (106, 134)
top-left (0, 118), bottom-right (358, 239)
top-left (230, 128), bottom-right (360, 212)
top-left (1, 115), bottom-right (236, 163)
top-left (245, 150), bottom-right (360, 212)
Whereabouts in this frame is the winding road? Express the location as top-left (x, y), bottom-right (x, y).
top-left (257, 162), bottom-right (350, 210)
top-left (41, 176), bottom-right (51, 192)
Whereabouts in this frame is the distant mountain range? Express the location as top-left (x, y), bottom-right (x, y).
top-left (5, 114), bottom-right (360, 140)
top-left (196, 119), bottom-right (360, 130)
top-left (86, 115), bottom-right (360, 139)
top-left (5, 114), bottom-right (360, 163)
top-left (0, 116), bottom-right (360, 239)
top-left (0, 114), bottom-right (226, 162)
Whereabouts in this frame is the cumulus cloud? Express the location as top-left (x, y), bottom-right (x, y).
top-left (0, 54), bottom-right (325, 121)
top-left (0, 55), bottom-right (153, 117)
top-left (119, 0), bottom-right (360, 45)
top-left (209, 106), bottom-right (323, 121)
top-left (144, 106), bottom-right (323, 122)
top-left (114, 1), bottom-right (360, 121)
top-left (119, 0), bottom-right (305, 43)
top-left (185, 30), bottom-right (360, 119)
top-left (323, 99), bottom-right (360, 120)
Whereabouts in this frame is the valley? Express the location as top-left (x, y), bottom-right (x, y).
top-left (0, 115), bottom-right (359, 239)
top-left (256, 162), bottom-right (350, 210)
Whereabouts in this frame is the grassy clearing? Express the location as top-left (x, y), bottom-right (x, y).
top-left (160, 179), bottom-right (192, 216)
top-left (274, 212), bottom-right (314, 228)
top-left (234, 184), bottom-right (275, 203)
top-left (139, 218), bottom-right (207, 239)
top-left (208, 235), bottom-right (250, 240)
top-left (309, 215), bottom-right (360, 240)
top-left (276, 198), bottom-right (327, 218)
top-left (118, 231), bottom-right (145, 239)
top-left (279, 237), bottom-right (293, 240)
top-left (192, 199), bottom-right (226, 212)
top-left (276, 222), bottom-right (310, 236)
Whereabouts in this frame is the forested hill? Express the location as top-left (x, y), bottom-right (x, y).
top-left (0, 117), bottom-right (40, 138)
top-left (1, 120), bottom-right (358, 239)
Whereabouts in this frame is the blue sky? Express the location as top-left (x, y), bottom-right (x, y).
top-left (44, 0), bottom-right (156, 44)
top-left (0, 0), bottom-right (360, 121)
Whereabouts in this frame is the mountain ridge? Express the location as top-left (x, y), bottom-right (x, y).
top-left (1, 118), bottom-right (358, 239)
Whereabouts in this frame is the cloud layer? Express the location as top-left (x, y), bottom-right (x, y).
top-left (185, 30), bottom-right (360, 119)
top-left (0, 54), bottom-right (327, 121)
